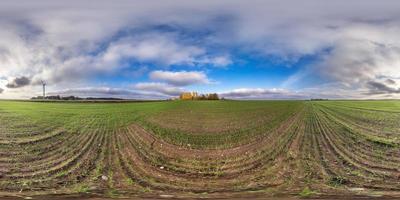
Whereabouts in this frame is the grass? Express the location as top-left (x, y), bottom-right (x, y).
top-left (0, 100), bottom-right (304, 149)
top-left (0, 100), bottom-right (399, 198)
top-left (74, 184), bottom-right (90, 193)
top-left (299, 186), bottom-right (316, 198)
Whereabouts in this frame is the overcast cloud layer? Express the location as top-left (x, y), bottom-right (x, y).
top-left (1, 0), bottom-right (400, 99)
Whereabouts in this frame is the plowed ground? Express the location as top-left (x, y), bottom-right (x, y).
top-left (0, 100), bottom-right (399, 199)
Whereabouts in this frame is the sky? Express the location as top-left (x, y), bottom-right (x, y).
top-left (1, 0), bottom-right (400, 99)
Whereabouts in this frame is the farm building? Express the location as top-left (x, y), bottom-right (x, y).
top-left (179, 92), bottom-right (219, 100)
top-left (180, 92), bottom-right (198, 100)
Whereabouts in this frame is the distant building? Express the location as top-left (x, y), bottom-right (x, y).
top-left (179, 92), bottom-right (219, 100)
top-left (180, 92), bottom-right (198, 100)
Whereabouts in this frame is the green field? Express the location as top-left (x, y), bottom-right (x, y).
top-left (0, 100), bottom-right (399, 199)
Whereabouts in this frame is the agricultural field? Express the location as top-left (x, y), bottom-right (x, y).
top-left (0, 100), bottom-right (399, 199)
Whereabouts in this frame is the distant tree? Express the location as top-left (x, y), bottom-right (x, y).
top-left (310, 98), bottom-right (328, 101)
top-left (208, 93), bottom-right (219, 100)
top-left (198, 94), bottom-right (206, 100)
top-left (45, 95), bottom-right (61, 100)
top-left (61, 96), bottom-right (81, 100)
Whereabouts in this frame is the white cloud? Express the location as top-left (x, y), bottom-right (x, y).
top-left (132, 70), bottom-right (212, 97)
top-left (134, 82), bottom-right (183, 96)
top-left (220, 88), bottom-right (307, 99)
top-left (149, 70), bottom-right (210, 86)
top-left (0, 1), bottom-right (233, 99)
top-left (281, 23), bottom-right (400, 97)
top-left (2, 0), bottom-right (400, 98)
top-left (101, 34), bottom-right (232, 67)
top-left (317, 25), bottom-right (400, 84)
top-left (212, 56), bottom-right (232, 66)
top-left (103, 34), bottom-right (205, 66)
top-left (198, 55), bottom-right (232, 67)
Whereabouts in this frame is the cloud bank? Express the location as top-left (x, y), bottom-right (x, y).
top-left (6, 76), bottom-right (31, 88)
top-left (48, 87), bottom-right (168, 100)
top-left (1, 0), bottom-right (400, 99)
top-left (134, 82), bottom-right (183, 96)
top-left (149, 70), bottom-right (210, 86)
top-left (132, 70), bottom-right (211, 97)
top-left (220, 88), bottom-right (307, 100)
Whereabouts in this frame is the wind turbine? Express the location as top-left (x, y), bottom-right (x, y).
top-left (41, 80), bottom-right (46, 99)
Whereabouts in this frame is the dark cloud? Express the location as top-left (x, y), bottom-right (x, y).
top-left (220, 88), bottom-right (307, 99)
top-left (6, 76), bottom-right (31, 88)
top-left (385, 79), bottom-right (396, 85)
top-left (0, 88), bottom-right (3, 94)
top-left (366, 81), bottom-right (400, 94)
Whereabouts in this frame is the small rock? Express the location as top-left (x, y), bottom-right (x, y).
top-left (160, 194), bottom-right (174, 198)
top-left (348, 187), bottom-right (365, 192)
top-left (101, 175), bottom-right (108, 181)
top-left (160, 166), bottom-right (164, 169)
top-left (24, 197), bottom-right (33, 200)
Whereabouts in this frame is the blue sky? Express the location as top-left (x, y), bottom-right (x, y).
top-left (1, 0), bottom-right (400, 99)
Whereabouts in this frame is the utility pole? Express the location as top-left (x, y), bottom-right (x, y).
top-left (41, 80), bottom-right (46, 99)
